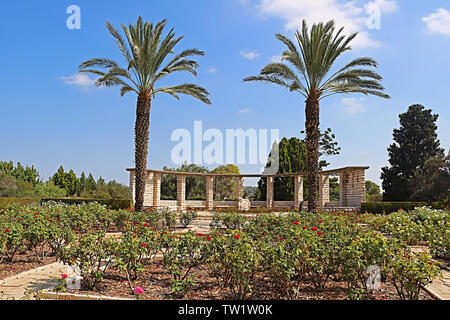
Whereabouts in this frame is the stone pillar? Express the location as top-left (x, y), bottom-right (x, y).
top-left (318, 174), bottom-right (330, 207)
top-left (129, 170), bottom-right (136, 206)
top-left (339, 170), bottom-right (348, 207)
top-left (177, 174), bottom-right (186, 210)
top-left (236, 177), bottom-right (244, 199)
top-left (266, 176), bottom-right (274, 209)
top-left (152, 172), bottom-right (161, 207)
top-left (205, 175), bottom-right (214, 210)
top-left (143, 171), bottom-right (154, 207)
top-left (346, 169), bottom-right (366, 209)
top-left (294, 175), bottom-right (304, 210)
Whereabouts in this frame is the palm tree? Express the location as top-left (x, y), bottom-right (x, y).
top-left (80, 17), bottom-right (211, 212)
top-left (244, 20), bottom-right (390, 212)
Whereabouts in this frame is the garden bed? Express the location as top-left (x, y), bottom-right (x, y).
top-left (0, 252), bottom-right (56, 280)
top-left (62, 259), bottom-right (434, 301)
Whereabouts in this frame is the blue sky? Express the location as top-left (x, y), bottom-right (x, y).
top-left (0, 0), bottom-right (449, 188)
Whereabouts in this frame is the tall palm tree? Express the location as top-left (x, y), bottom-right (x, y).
top-left (244, 20), bottom-right (390, 212)
top-left (80, 17), bottom-right (211, 212)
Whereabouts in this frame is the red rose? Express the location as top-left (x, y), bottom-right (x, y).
top-left (141, 243), bottom-right (147, 247)
top-left (303, 226), bottom-right (307, 230)
top-left (5, 228), bottom-right (10, 233)
top-left (318, 220), bottom-right (323, 223)
top-left (317, 232), bottom-right (323, 236)
top-left (206, 237), bottom-right (212, 241)
top-left (61, 274), bottom-right (68, 278)
top-left (234, 235), bottom-right (240, 239)
top-left (312, 227), bottom-right (317, 231)
top-left (429, 261), bottom-right (433, 266)
top-left (144, 223), bottom-right (148, 227)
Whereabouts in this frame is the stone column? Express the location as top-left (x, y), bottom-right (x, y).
top-left (266, 176), bottom-right (274, 209)
top-left (236, 177), bottom-right (244, 199)
top-left (294, 175), bottom-right (304, 210)
top-left (318, 174), bottom-right (330, 207)
top-left (129, 170), bottom-right (136, 206)
top-left (205, 175), bottom-right (214, 210)
top-left (339, 170), bottom-right (348, 207)
top-left (347, 169), bottom-right (366, 209)
top-left (143, 171), bottom-right (154, 207)
top-left (152, 172), bottom-right (161, 207)
top-left (177, 174), bottom-right (186, 210)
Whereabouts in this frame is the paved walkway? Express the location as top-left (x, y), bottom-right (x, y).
top-left (0, 262), bottom-right (75, 300)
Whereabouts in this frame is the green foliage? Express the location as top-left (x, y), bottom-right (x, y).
top-left (40, 198), bottom-right (132, 210)
top-left (161, 231), bottom-right (207, 297)
top-left (386, 252), bottom-right (440, 300)
top-left (381, 105), bottom-right (445, 201)
top-left (212, 165), bottom-right (241, 200)
top-left (0, 197), bottom-right (39, 209)
top-left (361, 202), bottom-right (446, 214)
top-left (0, 161), bottom-right (40, 186)
top-left (179, 209), bottom-right (198, 228)
top-left (210, 212), bottom-right (249, 230)
top-left (362, 207), bottom-right (449, 259)
top-left (58, 231), bottom-right (116, 289)
top-left (206, 230), bottom-right (262, 299)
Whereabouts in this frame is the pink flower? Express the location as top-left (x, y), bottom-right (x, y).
top-left (134, 286), bottom-right (144, 295)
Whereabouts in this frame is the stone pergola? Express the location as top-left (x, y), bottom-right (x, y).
top-left (126, 166), bottom-right (369, 211)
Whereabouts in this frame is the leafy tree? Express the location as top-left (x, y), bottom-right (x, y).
top-left (244, 20), bottom-right (389, 211)
top-left (381, 105), bottom-right (445, 201)
top-left (0, 172), bottom-right (17, 197)
top-left (79, 17), bottom-right (211, 211)
top-left (34, 181), bottom-right (67, 198)
top-left (161, 163), bottom-right (209, 200)
top-left (211, 165), bottom-right (240, 200)
top-left (365, 180), bottom-right (382, 202)
top-left (409, 152), bottom-right (450, 202)
top-left (0, 161), bottom-right (40, 185)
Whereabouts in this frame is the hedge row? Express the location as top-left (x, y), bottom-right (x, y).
top-left (39, 198), bottom-right (132, 210)
top-left (361, 202), bottom-right (447, 214)
top-left (0, 197), bottom-right (40, 208)
top-left (0, 198), bottom-right (131, 210)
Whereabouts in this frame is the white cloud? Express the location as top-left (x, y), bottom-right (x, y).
top-left (271, 55), bottom-right (282, 62)
top-left (240, 50), bottom-right (260, 60)
top-left (366, 0), bottom-right (397, 13)
top-left (59, 73), bottom-right (97, 89)
top-left (254, 0), bottom-right (398, 48)
top-left (238, 108), bottom-right (250, 113)
top-left (206, 67), bottom-right (217, 74)
top-left (342, 97), bottom-right (366, 114)
top-left (423, 8), bottom-right (450, 36)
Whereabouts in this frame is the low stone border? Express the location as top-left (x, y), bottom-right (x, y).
top-left (423, 285), bottom-right (445, 300)
top-left (37, 289), bottom-right (132, 300)
top-left (0, 262), bottom-right (63, 286)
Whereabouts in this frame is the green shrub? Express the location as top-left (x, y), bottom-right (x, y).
top-left (40, 198), bottom-right (132, 210)
top-left (57, 231), bottom-right (117, 289)
top-left (206, 230), bottom-right (261, 299)
top-left (179, 209), bottom-right (198, 228)
top-left (0, 197), bottom-right (39, 208)
top-left (385, 251), bottom-right (440, 300)
top-left (361, 202), bottom-right (446, 214)
top-left (160, 231), bottom-right (207, 297)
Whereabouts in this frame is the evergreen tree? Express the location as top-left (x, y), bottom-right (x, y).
top-left (381, 105), bottom-right (444, 201)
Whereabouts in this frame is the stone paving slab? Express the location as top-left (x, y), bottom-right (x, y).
top-left (0, 262), bottom-right (74, 300)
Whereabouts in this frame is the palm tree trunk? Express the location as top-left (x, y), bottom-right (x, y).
top-left (134, 92), bottom-right (152, 212)
top-left (305, 98), bottom-right (320, 212)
